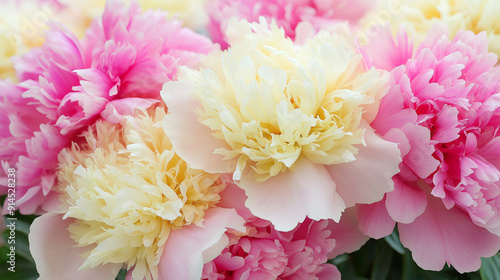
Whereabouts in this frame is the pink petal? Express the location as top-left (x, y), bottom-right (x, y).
top-left (385, 179), bottom-right (427, 223)
top-left (326, 124), bottom-right (401, 207)
top-left (432, 105), bottom-right (460, 143)
top-left (399, 188), bottom-right (500, 273)
top-left (356, 198), bottom-right (396, 239)
top-left (29, 213), bottom-right (121, 280)
top-left (100, 98), bottom-right (159, 124)
top-left (327, 207), bottom-right (370, 259)
top-left (317, 263), bottom-right (341, 280)
top-left (161, 81), bottom-right (236, 174)
top-left (239, 156), bottom-right (345, 231)
top-left (371, 68), bottom-right (417, 135)
top-left (158, 208), bottom-right (246, 280)
top-left (216, 182), bottom-right (254, 220)
top-left (400, 123), bottom-right (440, 179)
top-left (360, 26), bottom-right (412, 71)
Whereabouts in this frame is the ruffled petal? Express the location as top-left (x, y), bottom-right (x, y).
top-left (161, 81), bottom-right (236, 174)
top-left (399, 189), bottom-right (500, 273)
top-left (157, 208), bottom-right (245, 280)
top-left (29, 213), bottom-right (121, 280)
top-left (326, 124), bottom-right (401, 207)
top-left (386, 179), bottom-right (427, 223)
top-left (239, 156), bottom-right (345, 231)
top-left (356, 198), bottom-right (396, 239)
top-left (327, 207), bottom-right (369, 259)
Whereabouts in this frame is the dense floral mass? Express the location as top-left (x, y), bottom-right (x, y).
top-left (0, 0), bottom-right (213, 215)
top-left (377, 0), bottom-right (500, 57)
top-left (201, 185), bottom-right (368, 280)
top-left (1, 0), bottom-right (500, 279)
top-left (30, 107), bottom-right (246, 280)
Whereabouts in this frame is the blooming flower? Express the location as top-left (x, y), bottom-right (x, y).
top-left (0, 0), bottom-right (214, 214)
top-left (201, 184), bottom-right (368, 280)
top-left (207, 0), bottom-right (376, 48)
top-left (358, 25), bottom-right (500, 272)
top-left (375, 0), bottom-right (500, 58)
top-left (29, 106), bottom-right (246, 280)
top-left (161, 18), bottom-right (401, 231)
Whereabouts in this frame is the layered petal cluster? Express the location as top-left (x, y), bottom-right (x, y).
top-left (0, 0), bottom-right (214, 214)
top-left (376, 0), bottom-right (500, 58)
top-left (202, 185), bottom-right (369, 280)
top-left (207, 0), bottom-right (376, 48)
top-left (359, 25), bottom-right (500, 272)
top-left (29, 107), bottom-right (246, 280)
top-left (162, 18), bottom-right (401, 231)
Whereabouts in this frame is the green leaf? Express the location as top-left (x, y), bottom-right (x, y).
top-left (384, 230), bottom-right (404, 255)
top-left (402, 249), bottom-right (417, 280)
top-left (330, 253), bottom-right (350, 266)
top-left (115, 269), bottom-right (127, 280)
top-left (13, 220), bottom-right (32, 236)
top-left (371, 240), bottom-right (393, 280)
top-left (480, 252), bottom-right (500, 280)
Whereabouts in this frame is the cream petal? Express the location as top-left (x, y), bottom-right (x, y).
top-left (161, 81), bottom-right (236, 174)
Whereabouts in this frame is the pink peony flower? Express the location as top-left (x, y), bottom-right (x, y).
top-left (207, 0), bottom-right (376, 48)
top-left (358, 25), bottom-right (500, 272)
top-left (0, 0), bottom-right (214, 214)
top-left (201, 185), bottom-right (368, 280)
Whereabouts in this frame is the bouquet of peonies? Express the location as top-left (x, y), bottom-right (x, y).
top-left (1, 0), bottom-right (500, 279)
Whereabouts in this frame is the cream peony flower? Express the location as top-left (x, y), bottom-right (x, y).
top-left (370, 0), bottom-right (500, 58)
top-left (56, 107), bottom-right (229, 280)
top-left (162, 18), bottom-right (401, 231)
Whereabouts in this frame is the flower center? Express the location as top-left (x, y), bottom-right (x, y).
top-left (191, 29), bottom-right (382, 181)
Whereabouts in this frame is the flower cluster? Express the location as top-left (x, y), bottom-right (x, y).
top-left (0, 0), bottom-right (213, 214)
top-left (1, 0), bottom-right (500, 279)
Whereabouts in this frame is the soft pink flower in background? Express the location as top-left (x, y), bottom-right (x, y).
top-left (0, 0), bottom-right (214, 214)
top-left (207, 0), bottom-right (377, 48)
top-left (358, 25), bottom-right (500, 272)
top-left (201, 184), bottom-right (368, 280)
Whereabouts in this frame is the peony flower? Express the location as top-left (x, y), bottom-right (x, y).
top-left (373, 0), bottom-right (500, 59)
top-left (161, 18), bottom-right (401, 231)
top-left (29, 106), bottom-right (246, 280)
top-left (207, 0), bottom-right (377, 48)
top-left (201, 184), bottom-right (368, 280)
top-left (0, 0), bottom-right (214, 214)
top-left (358, 25), bottom-right (500, 272)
